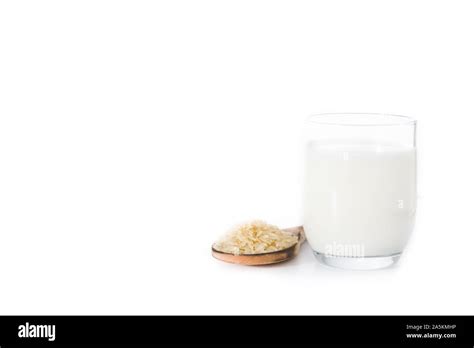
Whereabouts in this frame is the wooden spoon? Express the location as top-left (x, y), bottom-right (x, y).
top-left (211, 226), bottom-right (305, 266)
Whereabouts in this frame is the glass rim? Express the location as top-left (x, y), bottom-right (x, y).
top-left (306, 113), bottom-right (416, 126)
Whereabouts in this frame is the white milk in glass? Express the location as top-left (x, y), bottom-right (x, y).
top-left (303, 140), bottom-right (416, 257)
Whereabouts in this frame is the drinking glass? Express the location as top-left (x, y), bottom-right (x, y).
top-left (303, 113), bottom-right (417, 270)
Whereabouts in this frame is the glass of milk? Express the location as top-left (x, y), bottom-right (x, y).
top-left (303, 113), bottom-right (416, 270)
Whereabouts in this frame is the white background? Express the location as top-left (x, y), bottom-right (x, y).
top-left (1, 0), bottom-right (473, 315)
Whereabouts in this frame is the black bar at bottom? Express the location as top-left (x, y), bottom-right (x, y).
top-left (0, 316), bottom-right (472, 346)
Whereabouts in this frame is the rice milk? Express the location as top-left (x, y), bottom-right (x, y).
top-left (303, 140), bottom-right (416, 257)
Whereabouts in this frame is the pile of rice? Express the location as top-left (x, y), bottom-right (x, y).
top-left (213, 220), bottom-right (298, 255)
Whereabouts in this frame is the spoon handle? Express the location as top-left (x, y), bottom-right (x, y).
top-left (283, 226), bottom-right (305, 243)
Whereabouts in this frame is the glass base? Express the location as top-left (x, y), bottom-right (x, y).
top-left (313, 251), bottom-right (401, 270)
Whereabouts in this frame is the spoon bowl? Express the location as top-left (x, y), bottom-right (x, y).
top-left (211, 226), bottom-right (305, 266)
